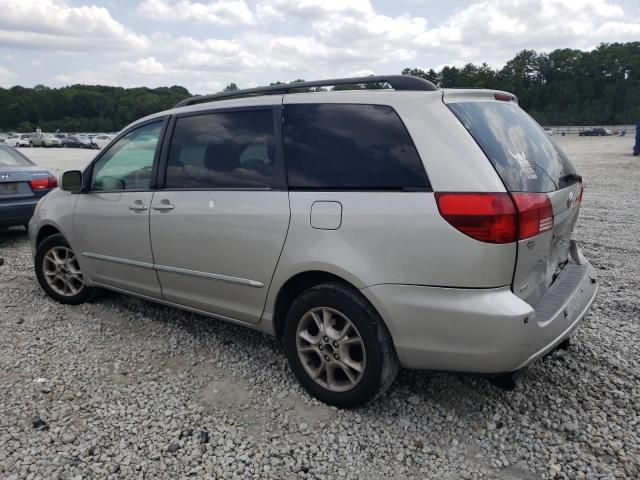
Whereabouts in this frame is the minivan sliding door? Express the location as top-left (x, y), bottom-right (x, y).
top-left (150, 106), bottom-right (289, 324)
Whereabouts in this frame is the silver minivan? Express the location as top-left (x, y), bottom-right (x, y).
top-left (29, 76), bottom-right (597, 407)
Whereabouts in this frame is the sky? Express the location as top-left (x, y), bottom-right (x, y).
top-left (0, 0), bottom-right (639, 94)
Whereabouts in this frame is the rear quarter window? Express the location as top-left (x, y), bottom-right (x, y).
top-left (283, 104), bottom-right (430, 190)
top-left (448, 101), bottom-right (578, 192)
top-left (0, 146), bottom-right (33, 166)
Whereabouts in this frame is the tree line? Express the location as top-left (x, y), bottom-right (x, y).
top-left (0, 42), bottom-right (637, 132)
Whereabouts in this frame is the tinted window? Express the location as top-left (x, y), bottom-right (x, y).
top-left (165, 110), bottom-right (275, 189)
top-left (91, 121), bottom-right (162, 191)
top-left (0, 146), bottom-right (33, 166)
top-left (283, 104), bottom-right (429, 189)
top-left (448, 102), bottom-right (578, 192)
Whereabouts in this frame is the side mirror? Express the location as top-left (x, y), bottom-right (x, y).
top-left (60, 170), bottom-right (83, 193)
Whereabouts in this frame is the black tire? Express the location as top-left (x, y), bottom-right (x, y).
top-left (283, 282), bottom-right (399, 408)
top-left (35, 234), bottom-right (96, 305)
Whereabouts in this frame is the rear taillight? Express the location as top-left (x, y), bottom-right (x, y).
top-left (434, 193), bottom-right (517, 244)
top-left (28, 176), bottom-right (58, 191)
top-left (577, 181), bottom-right (584, 204)
top-left (435, 192), bottom-right (554, 244)
top-left (510, 193), bottom-right (554, 239)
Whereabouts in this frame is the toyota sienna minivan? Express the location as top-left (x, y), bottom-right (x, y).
top-left (29, 75), bottom-right (597, 408)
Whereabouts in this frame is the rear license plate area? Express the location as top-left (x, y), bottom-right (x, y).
top-left (0, 182), bottom-right (18, 194)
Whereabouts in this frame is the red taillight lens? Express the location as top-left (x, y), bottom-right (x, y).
top-left (435, 192), bottom-right (554, 243)
top-left (28, 176), bottom-right (58, 191)
top-left (435, 193), bottom-right (518, 244)
top-left (511, 193), bottom-right (554, 239)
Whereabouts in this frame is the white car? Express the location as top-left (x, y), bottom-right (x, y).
top-left (92, 134), bottom-right (115, 149)
top-left (5, 135), bottom-right (31, 148)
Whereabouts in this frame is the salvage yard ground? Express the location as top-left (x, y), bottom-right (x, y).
top-left (0, 136), bottom-right (638, 479)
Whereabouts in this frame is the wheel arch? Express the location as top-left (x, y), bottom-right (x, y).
top-left (36, 224), bottom-right (63, 247)
top-left (271, 270), bottom-right (388, 343)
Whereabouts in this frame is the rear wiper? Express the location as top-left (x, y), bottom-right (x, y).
top-left (558, 173), bottom-right (582, 186)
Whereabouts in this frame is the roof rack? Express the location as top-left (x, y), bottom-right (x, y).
top-left (174, 75), bottom-right (438, 108)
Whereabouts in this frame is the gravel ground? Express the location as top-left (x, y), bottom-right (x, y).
top-left (1, 137), bottom-right (638, 479)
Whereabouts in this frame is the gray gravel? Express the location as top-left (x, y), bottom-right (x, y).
top-left (1, 136), bottom-right (638, 479)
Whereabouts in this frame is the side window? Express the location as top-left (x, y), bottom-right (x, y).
top-left (283, 104), bottom-right (430, 189)
top-left (91, 121), bottom-right (162, 191)
top-left (165, 110), bottom-right (275, 189)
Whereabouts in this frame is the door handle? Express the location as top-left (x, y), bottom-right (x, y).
top-left (128, 201), bottom-right (148, 211)
top-left (152, 201), bottom-right (175, 211)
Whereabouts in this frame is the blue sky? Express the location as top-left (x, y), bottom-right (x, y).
top-left (0, 0), bottom-right (638, 94)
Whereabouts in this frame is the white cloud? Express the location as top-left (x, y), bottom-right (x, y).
top-left (0, 65), bottom-right (17, 87)
top-left (138, 0), bottom-right (254, 25)
top-left (0, 0), bottom-right (148, 51)
top-left (413, 0), bottom-right (635, 61)
top-left (6, 0), bottom-right (640, 92)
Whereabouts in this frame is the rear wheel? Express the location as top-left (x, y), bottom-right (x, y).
top-left (35, 234), bottom-right (95, 305)
top-left (283, 282), bottom-right (399, 408)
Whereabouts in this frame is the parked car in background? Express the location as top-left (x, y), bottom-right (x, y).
top-left (54, 133), bottom-right (67, 139)
top-left (28, 75), bottom-right (598, 408)
top-left (579, 128), bottom-right (608, 136)
top-left (0, 133), bottom-right (8, 144)
top-left (5, 135), bottom-right (32, 148)
top-left (32, 133), bottom-right (63, 148)
top-left (92, 134), bottom-right (114, 149)
top-left (544, 127), bottom-right (555, 136)
top-left (0, 145), bottom-right (57, 228)
top-left (62, 135), bottom-right (94, 149)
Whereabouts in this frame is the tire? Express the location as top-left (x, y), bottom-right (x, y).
top-left (35, 234), bottom-right (96, 305)
top-left (283, 282), bottom-right (399, 408)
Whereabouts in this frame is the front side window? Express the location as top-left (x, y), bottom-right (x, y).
top-left (91, 121), bottom-right (162, 191)
top-left (283, 104), bottom-right (430, 189)
top-left (165, 110), bottom-right (275, 189)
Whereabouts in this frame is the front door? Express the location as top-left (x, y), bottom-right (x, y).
top-left (150, 107), bottom-right (290, 324)
top-left (73, 120), bottom-right (165, 298)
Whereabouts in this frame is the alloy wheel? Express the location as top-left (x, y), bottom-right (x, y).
top-left (296, 307), bottom-right (366, 392)
top-left (42, 246), bottom-right (84, 296)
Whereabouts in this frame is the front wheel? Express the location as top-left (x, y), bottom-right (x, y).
top-left (283, 282), bottom-right (399, 408)
top-left (35, 234), bottom-right (96, 305)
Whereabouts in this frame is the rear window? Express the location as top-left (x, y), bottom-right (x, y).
top-left (283, 104), bottom-right (430, 190)
top-left (0, 146), bottom-right (33, 166)
top-left (448, 102), bottom-right (578, 192)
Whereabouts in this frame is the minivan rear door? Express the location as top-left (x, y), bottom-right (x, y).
top-left (445, 92), bottom-right (582, 306)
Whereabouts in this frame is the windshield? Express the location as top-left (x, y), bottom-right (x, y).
top-left (448, 101), bottom-right (578, 192)
top-left (0, 146), bottom-right (33, 166)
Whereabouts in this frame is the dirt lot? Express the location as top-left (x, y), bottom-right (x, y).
top-left (1, 137), bottom-right (638, 479)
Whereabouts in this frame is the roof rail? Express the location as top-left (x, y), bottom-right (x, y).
top-left (174, 75), bottom-right (438, 108)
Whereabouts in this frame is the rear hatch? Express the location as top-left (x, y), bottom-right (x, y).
top-left (444, 91), bottom-right (582, 306)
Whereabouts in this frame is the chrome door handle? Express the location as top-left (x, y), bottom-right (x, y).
top-left (128, 202), bottom-right (148, 211)
top-left (152, 202), bottom-right (175, 211)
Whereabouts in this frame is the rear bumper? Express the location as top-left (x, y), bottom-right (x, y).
top-left (0, 199), bottom-right (38, 227)
top-left (361, 261), bottom-right (597, 373)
